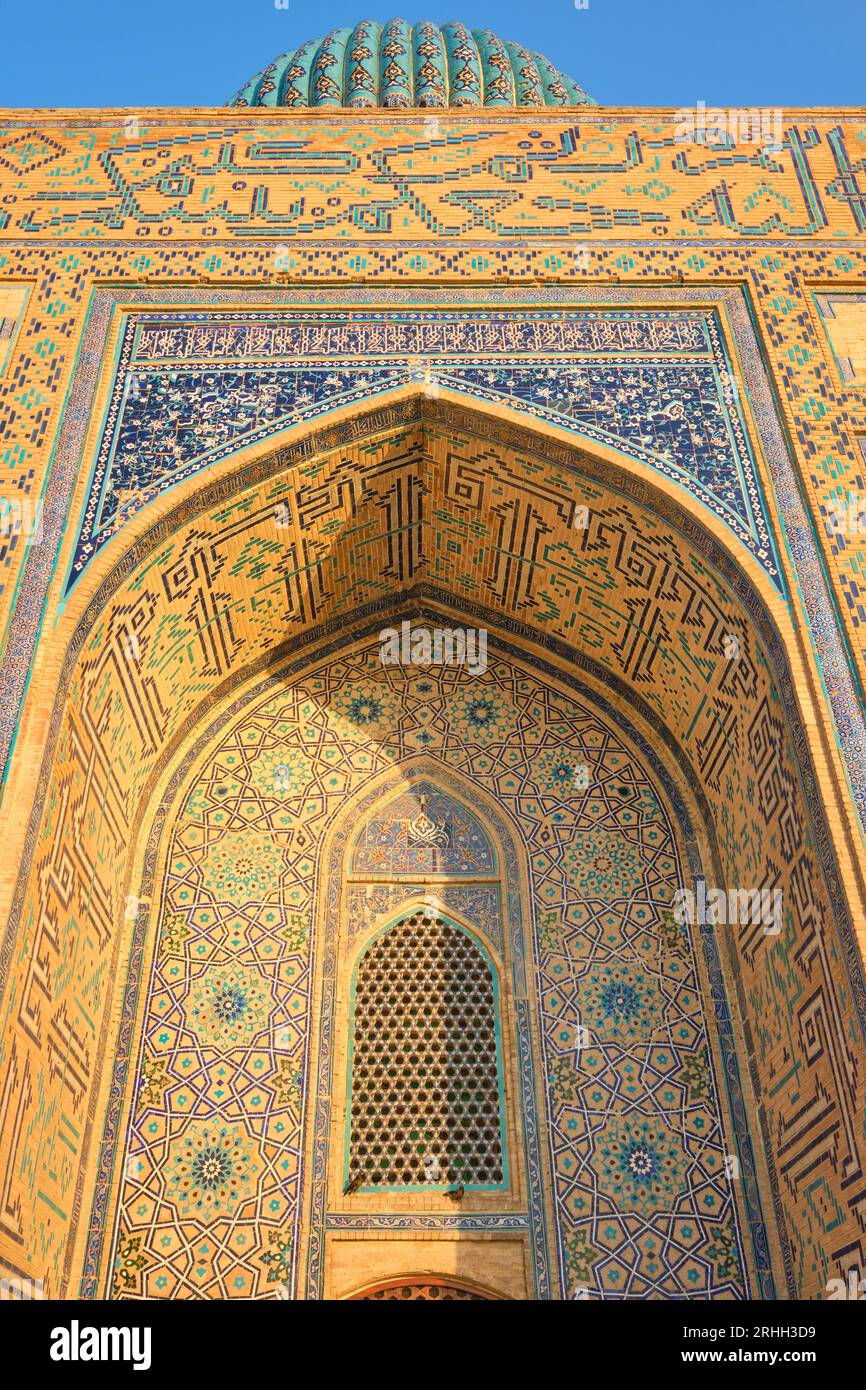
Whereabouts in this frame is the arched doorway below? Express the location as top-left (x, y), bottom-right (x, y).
top-left (348, 1276), bottom-right (505, 1300)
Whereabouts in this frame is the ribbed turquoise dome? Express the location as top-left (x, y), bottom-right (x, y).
top-left (231, 19), bottom-right (595, 108)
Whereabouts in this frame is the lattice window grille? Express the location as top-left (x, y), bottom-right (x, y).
top-left (347, 910), bottom-right (507, 1190)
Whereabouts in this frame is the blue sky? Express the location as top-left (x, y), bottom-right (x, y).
top-left (1, 0), bottom-right (863, 108)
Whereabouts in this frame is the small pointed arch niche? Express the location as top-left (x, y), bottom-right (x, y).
top-left (350, 779), bottom-right (499, 880)
top-left (321, 766), bottom-right (539, 1236)
top-left (344, 777), bottom-right (506, 958)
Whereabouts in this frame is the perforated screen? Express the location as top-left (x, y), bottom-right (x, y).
top-left (348, 911), bottom-right (505, 1188)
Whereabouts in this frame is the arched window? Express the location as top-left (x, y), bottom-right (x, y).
top-left (346, 908), bottom-right (507, 1191)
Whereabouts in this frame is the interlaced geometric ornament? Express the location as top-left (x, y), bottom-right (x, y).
top-left (348, 911), bottom-right (506, 1189)
top-left (64, 307), bottom-right (784, 597)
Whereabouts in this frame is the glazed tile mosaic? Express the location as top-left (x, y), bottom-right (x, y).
top-left (814, 291), bottom-right (866, 385)
top-left (66, 307), bottom-right (782, 596)
top-left (5, 284), bottom-right (864, 848)
top-left (2, 237), bottom-right (866, 799)
top-left (232, 21), bottom-right (596, 109)
top-left (91, 641), bottom-right (761, 1299)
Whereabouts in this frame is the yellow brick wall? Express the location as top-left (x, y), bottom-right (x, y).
top-left (0, 104), bottom-right (865, 1299)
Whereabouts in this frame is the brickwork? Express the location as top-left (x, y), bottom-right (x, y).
top-left (0, 94), bottom-right (865, 1300)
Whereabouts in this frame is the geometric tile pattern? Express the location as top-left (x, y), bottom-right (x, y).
top-left (6, 280), bottom-right (866, 862)
top-left (96, 645), bottom-right (754, 1298)
top-left (1, 115), bottom-right (863, 248)
top-left (1, 236), bottom-right (866, 820)
top-left (106, 699), bottom-right (313, 1299)
top-left (2, 271), bottom-right (864, 972)
top-left (3, 409), bottom-right (862, 1301)
top-left (351, 1278), bottom-right (492, 1299)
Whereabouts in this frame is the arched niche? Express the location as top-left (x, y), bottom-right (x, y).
top-left (68, 635), bottom-right (777, 1302)
top-left (0, 397), bottom-right (863, 1300)
top-left (315, 762), bottom-right (534, 1298)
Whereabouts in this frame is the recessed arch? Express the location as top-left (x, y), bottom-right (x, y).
top-left (73, 634), bottom-right (780, 1300)
top-left (1, 394), bottom-right (864, 1300)
top-left (14, 388), bottom-right (860, 943)
top-left (58, 383), bottom-right (790, 624)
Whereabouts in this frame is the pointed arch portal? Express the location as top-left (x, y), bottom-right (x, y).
top-left (1, 306), bottom-right (865, 1302)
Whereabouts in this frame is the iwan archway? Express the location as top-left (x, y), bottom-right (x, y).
top-left (1, 399), bottom-right (864, 1300)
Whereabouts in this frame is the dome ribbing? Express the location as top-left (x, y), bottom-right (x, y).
top-left (231, 19), bottom-right (595, 108)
